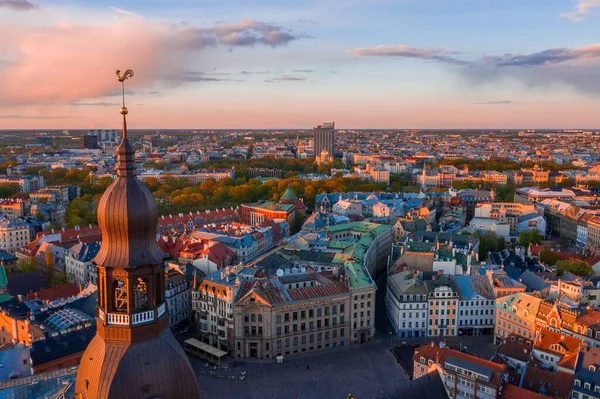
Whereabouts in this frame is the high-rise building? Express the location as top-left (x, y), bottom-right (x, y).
top-left (313, 122), bottom-right (335, 164)
top-left (80, 134), bottom-right (99, 150)
top-left (75, 72), bottom-right (200, 399)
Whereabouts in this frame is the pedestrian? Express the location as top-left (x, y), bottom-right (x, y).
top-left (306, 365), bottom-right (310, 371)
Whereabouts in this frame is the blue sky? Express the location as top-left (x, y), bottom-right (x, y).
top-left (0, 0), bottom-right (598, 128)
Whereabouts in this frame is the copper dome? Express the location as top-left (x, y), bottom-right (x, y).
top-left (94, 135), bottom-right (165, 268)
top-left (75, 328), bottom-right (201, 398)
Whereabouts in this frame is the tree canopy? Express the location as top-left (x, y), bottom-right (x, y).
top-left (473, 231), bottom-right (506, 261)
top-left (539, 249), bottom-right (559, 266)
top-left (556, 258), bottom-right (594, 277)
top-left (518, 229), bottom-right (542, 248)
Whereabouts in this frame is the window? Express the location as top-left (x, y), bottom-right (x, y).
top-left (574, 380), bottom-right (581, 387)
top-left (585, 383), bottom-right (591, 390)
top-left (285, 313), bottom-right (290, 322)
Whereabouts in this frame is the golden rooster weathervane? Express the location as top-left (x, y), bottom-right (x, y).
top-left (115, 69), bottom-right (134, 140)
top-left (115, 69), bottom-right (134, 114)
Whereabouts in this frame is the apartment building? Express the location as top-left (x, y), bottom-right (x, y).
top-left (413, 343), bottom-right (507, 399)
top-left (165, 266), bottom-right (191, 329)
top-left (572, 347), bottom-right (600, 399)
top-left (386, 271), bottom-right (428, 338)
top-left (0, 199), bottom-right (25, 217)
top-left (495, 292), bottom-right (542, 344)
top-left (425, 275), bottom-right (459, 337)
top-left (455, 275), bottom-right (496, 336)
top-left (194, 266), bottom-right (250, 353)
top-left (0, 216), bottom-right (30, 254)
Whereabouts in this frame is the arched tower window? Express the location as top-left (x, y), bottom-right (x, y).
top-left (113, 279), bottom-right (128, 312)
top-left (134, 277), bottom-right (149, 311)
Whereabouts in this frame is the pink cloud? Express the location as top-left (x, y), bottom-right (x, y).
top-left (0, 17), bottom-right (305, 105)
top-left (0, 19), bottom-right (169, 104)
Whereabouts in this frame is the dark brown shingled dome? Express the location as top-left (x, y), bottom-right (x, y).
top-left (76, 328), bottom-right (201, 398)
top-left (93, 135), bottom-right (165, 268)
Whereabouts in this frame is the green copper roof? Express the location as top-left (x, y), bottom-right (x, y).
top-left (0, 266), bottom-right (10, 303)
top-left (247, 201), bottom-right (296, 212)
top-left (281, 186), bottom-right (298, 201)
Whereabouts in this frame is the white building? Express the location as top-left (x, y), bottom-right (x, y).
top-left (65, 242), bottom-right (100, 286)
top-left (386, 271), bottom-right (428, 338)
top-left (383, 162), bottom-right (408, 174)
top-left (165, 265), bottom-right (192, 329)
top-left (0, 216), bottom-right (30, 254)
top-left (332, 198), bottom-right (362, 217)
top-left (455, 275), bottom-right (496, 336)
top-left (193, 266), bottom-right (247, 353)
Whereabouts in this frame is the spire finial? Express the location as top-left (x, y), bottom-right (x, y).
top-left (115, 69), bottom-right (136, 176)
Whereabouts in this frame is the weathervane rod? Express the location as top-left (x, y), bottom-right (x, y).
top-left (115, 69), bottom-right (135, 140)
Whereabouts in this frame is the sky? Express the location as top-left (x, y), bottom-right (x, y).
top-left (0, 0), bottom-right (599, 129)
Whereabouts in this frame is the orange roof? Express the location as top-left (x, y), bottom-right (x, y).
top-left (529, 245), bottom-right (544, 256)
top-left (522, 367), bottom-right (573, 399)
top-left (27, 282), bottom-right (80, 302)
top-left (414, 344), bottom-right (506, 387)
top-left (534, 328), bottom-right (582, 359)
top-left (157, 236), bottom-right (187, 257)
top-left (501, 384), bottom-right (548, 399)
top-left (576, 308), bottom-right (600, 329)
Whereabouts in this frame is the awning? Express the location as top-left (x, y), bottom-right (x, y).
top-left (184, 338), bottom-right (228, 358)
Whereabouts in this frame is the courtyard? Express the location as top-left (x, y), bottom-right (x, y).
top-left (190, 337), bottom-right (409, 399)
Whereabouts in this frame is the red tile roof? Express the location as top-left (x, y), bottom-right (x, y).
top-left (497, 333), bottom-right (534, 362)
top-left (288, 281), bottom-right (349, 301)
top-left (36, 226), bottom-right (102, 246)
top-left (529, 245), bottom-right (545, 257)
top-left (534, 328), bottom-right (582, 363)
top-left (27, 282), bottom-right (80, 302)
top-left (576, 308), bottom-right (600, 329)
top-left (157, 236), bottom-right (188, 257)
top-left (414, 344), bottom-right (506, 387)
top-left (501, 384), bottom-right (548, 399)
top-left (521, 367), bottom-right (573, 399)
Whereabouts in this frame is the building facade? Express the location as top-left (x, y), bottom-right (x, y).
top-left (413, 343), bottom-right (507, 399)
top-left (386, 271), bottom-right (428, 338)
top-left (425, 275), bottom-right (459, 337)
top-left (313, 122), bottom-right (335, 165)
top-left (233, 273), bottom-right (351, 360)
top-left (165, 266), bottom-right (192, 329)
top-left (0, 216), bottom-right (30, 254)
top-left (494, 292), bottom-right (542, 344)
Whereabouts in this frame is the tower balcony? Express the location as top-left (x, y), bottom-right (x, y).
top-left (102, 302), bottom-right (167, 327)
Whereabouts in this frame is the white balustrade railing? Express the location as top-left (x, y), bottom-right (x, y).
top-left (157, 303), bottom-right (166, 318)
top-left (107, 313), bottom-right (129, 326)
top-left (132, 310), bottom-right (155, 326)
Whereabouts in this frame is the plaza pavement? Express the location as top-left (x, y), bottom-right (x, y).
top-left (190, 337), bottom-right (409, 399)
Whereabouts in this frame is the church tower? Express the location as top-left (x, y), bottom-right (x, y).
top-left (75, 70), bottom-right (201, 399)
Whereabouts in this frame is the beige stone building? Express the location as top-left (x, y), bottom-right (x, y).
top-left (494, 292), bottom-right (542, 344)
top-left (233, 272), bottom-right (359, 360)
top-left (424, 275), bottom-right (459, 337)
